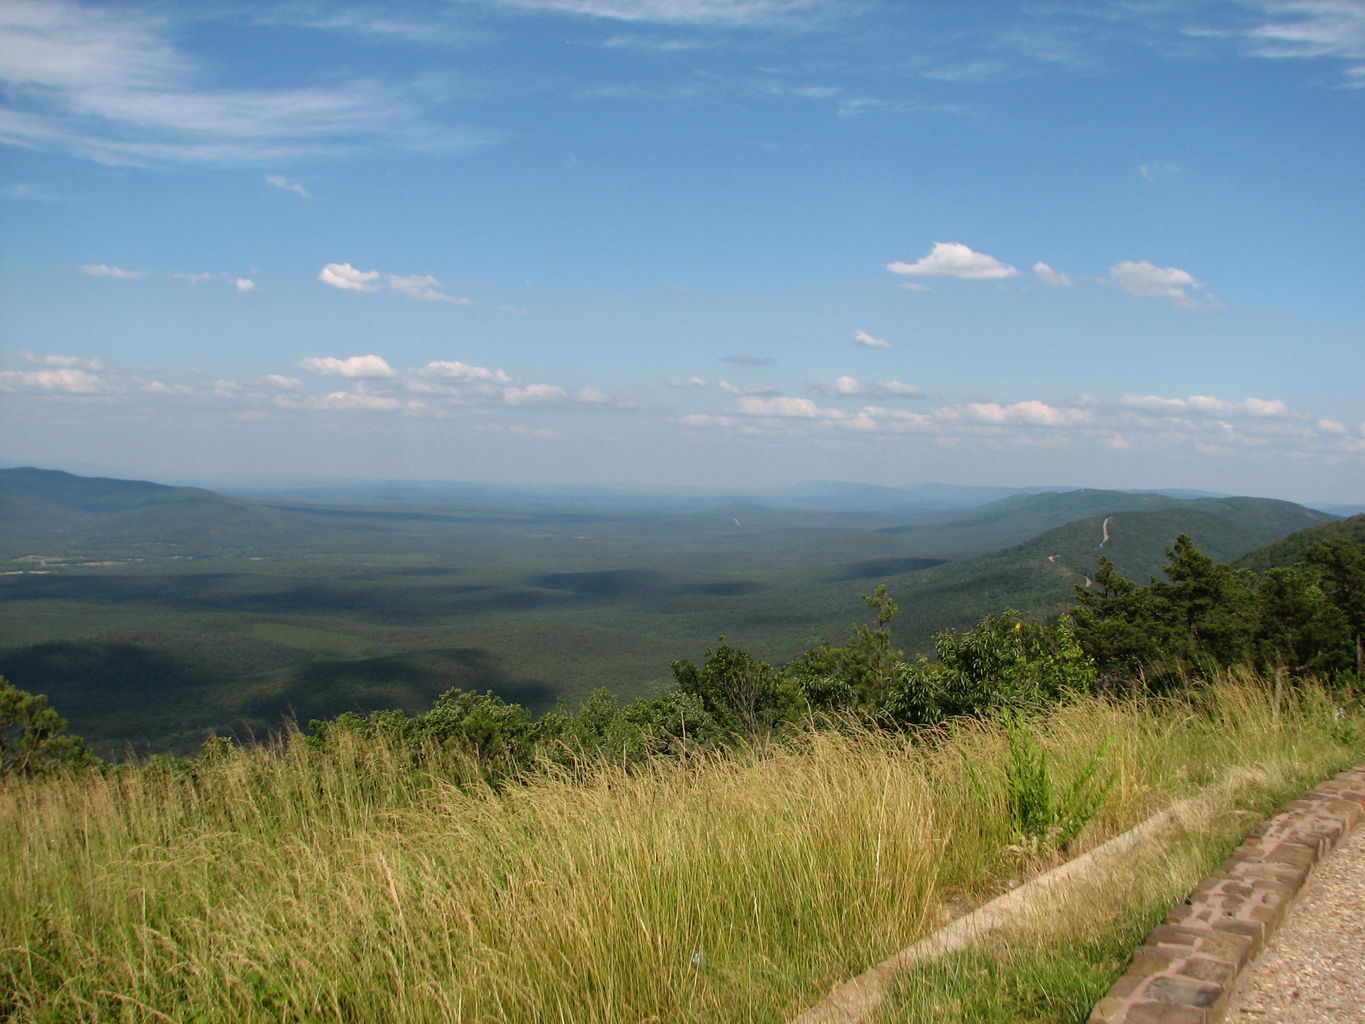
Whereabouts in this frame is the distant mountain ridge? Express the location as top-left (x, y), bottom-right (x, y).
top-left (0, 466), bottom-right (303, 559)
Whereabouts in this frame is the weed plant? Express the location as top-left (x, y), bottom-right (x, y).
top-left (2, 673), bottom-right (1362, 1023)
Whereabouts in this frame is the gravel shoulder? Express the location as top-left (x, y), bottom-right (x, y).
top-left (1223, 817), bottom-right (1365, 1023)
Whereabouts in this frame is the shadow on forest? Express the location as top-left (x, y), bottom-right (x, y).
top-left (262, 647), bottom-right (557, 725)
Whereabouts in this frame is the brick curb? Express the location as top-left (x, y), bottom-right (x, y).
top-left (1088, 764), bottom-right (1365, 1024)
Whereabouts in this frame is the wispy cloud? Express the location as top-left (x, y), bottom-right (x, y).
top-left (265, 173), bottom-right (311, 198)
top-left (1138, 159), bottom-right (1181, 183)
top-left (0, 2), bottom-right (501, 166)
top-left (853, 330), bottom-right (892, 349)
top-left (1033, 261), bottom-right (1074, 288)
top-left (812, 376), bottom-right (923, 399)
top-left (1106, 259), bottom-right (1220, 312)
top-left (80, 263), bottom-right (144, 279)
top-left (474, 0), bottom-right (835, 28)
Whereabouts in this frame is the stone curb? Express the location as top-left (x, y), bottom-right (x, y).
top-left (1087, 764), bottom-right (1365, 1024)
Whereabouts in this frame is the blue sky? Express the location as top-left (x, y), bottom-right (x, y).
top-left (1, 0), bottom-right (1362, 503)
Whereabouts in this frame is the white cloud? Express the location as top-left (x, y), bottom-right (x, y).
top-left (420, 360), bottom-right (513, 384)
top-left (665, 375), bottom-right (711, 388)
top-left (853, 330), bottom-right (892, 349)
top-left (257, 374), bottom-right (301, 390)
top-left (173, 271), bottom-right (214, 285)
top-left (503, 383), bottom-right (569, 404)
top-left (265, 173), bottom-right (311, 198)
top-left (318, 263), bottom-right (469, 303)
top-left (736, 395), bottom-right (842, 418)
top-left (812, 376), bottom-right (923, 399)
top-left (234, 277), bottom-right (257, 293)
top-left (80, 263), bottom-right (143, 279)
top-left (962, 400), bottom-right (1093, 427)
top-left (1106, 260), bottom-right (1220, 311)
top-left (139, 380), bottom-right (193, 395)
top-left (0, 368), bottom-right (109, 393)
top-left (385, 273), bottom-right (470, 304)
top-left (318, 262), bottom-right (383, 293)
top-left (298, 354), bottom-right (396, 378)
top-left (887, 242), bottom-right (1018, 280)
top-left (1032, 261), bottom-right (1074, 288)
top-left (20, 351), bottom-right (103, 370)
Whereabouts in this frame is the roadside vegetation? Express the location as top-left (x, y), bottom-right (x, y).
top-left (2, 532), bottom-right (1362, 1022)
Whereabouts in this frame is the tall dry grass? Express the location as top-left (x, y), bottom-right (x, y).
top-left (3, 673), bottom-right (1361, 1023)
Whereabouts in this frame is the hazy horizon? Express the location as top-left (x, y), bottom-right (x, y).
top-left (2, 2), bottom-right (1361, 503)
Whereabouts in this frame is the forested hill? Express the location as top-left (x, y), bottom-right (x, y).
top-left (870, 489), bottom-right (1330, 560)
top-left (0, 466), bottom-right (1344, 756)
top-left (1234, 514), bottom-right (1365, 571)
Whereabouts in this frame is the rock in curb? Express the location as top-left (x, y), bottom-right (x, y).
top-left (1087, 765), bottom-right (1365, 1024)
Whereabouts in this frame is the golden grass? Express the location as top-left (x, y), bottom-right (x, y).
top-left (3, 673), bottom-right (1361, 1023)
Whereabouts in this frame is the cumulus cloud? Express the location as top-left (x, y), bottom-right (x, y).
top-left (812, 376), bottom-right (923, 399)
top-left (420, 360), bottom-right (513, 384)
top-left (736, 395), bottom-right (842, 418)
top-left (1106, 260), bottom-right (1220, 311)
top-left (265, 173), bottom-right (311, 198)
top-left (257, 374), bottom-right (301, 390)
top-left (298, 354), bottom-right (396, 378)
top-left (234, 277), bottom-right (257, 293)
top-left (853, 330), bottom-right (892, 349)
top-left (1033, 261), bottom-right (1074, 287)
top-left (1118, 394), bottom-right (1288, 418)
top-left (318, 263), bottom-right (469, 303)
top-left (80, 263), bottom-right (144, 279)
top-left (503, 383), bottom-right (569, 404)
top-left (318, 262), bottom-right (383, 293)
top-left (961, 400), bottom-right (1094, 426)
top-left (0, 368), bottom-right (109, 393)
top-left (887, 242), bottom-right (1018, 281)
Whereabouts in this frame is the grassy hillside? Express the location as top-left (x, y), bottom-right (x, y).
top-left (3, 676), bottom-right (1361, 1023)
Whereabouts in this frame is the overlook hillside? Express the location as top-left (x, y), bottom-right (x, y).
top-left (0, 467), bottom-right (1339, 756)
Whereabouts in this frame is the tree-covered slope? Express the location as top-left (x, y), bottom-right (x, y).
top-left (1233, 514), bottom-right (1365, 571)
